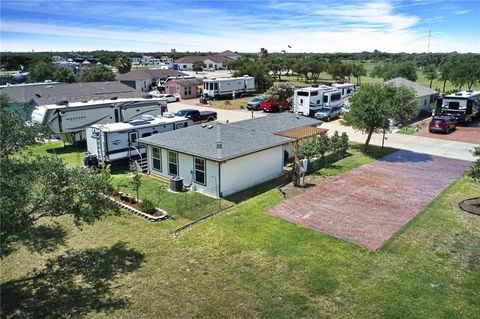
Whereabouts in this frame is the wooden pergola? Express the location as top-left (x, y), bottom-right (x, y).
top-left (276, 125), bottom-right (328, 184)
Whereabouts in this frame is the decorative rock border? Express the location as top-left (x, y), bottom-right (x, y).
top-left (107, 196), bottom-right (168, 222)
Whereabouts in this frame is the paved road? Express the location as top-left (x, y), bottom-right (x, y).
top-left (166, 101), bottom-right (266, 123)
top-left (321, 119), bottom-right (478, 162)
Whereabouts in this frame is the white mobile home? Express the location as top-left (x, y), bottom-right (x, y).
top-left (86, 114), bottom-right (193, 162)
top-left (31, 97), bottom-right (168, 142)
top-left (202, 76), bottom-right (255, 99)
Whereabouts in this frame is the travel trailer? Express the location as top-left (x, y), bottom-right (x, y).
top-left (293, 85), bottom-right (344, 116)
top-left (332, 83), bottom-right (356, 110)
top-left (85, 113), bottom-right (193, 163)
top-left (31, 97), bottom-right (168, 142)
top-left (436, 90), bottom-right (480, 123)
top-left (202, 76), bottom-right (255, 99)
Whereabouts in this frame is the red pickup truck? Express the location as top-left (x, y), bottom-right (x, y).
top-left (260, 98), bottom-right (292, 112)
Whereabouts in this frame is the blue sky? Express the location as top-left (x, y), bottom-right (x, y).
top-left (1, 0), bottom-right (479, 53)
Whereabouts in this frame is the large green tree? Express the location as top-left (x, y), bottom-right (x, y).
top-left (371, 62), bottom-right (417, 81)
top-left (0, 95), bottom-right (117, 249)
top-left (344, 84), bottom-right (418, 150)
top-left (53, 67), bottom-right (76, 83)
top-left (424, 64), bottom-right (437, 89)
top-left (116, 55), bottom-right (132, 74)
top-left (351, 63), bottom-right (366, 85)
top-left (79, 65), bottom-right (116, 82)
top-left (28, 61), bottom-right (55, 82)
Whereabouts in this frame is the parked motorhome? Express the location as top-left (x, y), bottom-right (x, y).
top-left (436, 90), bottom-right (480, 123)
top-left (85, 113), bottom-right (193, 163)
top-left (293, 85), bottom-right (343, 116)
top-left (202, 76), bottom-right (255, 99)
top-left (331, 83), bottom-right (356, 99)
top-left (31, 97), bottom-right (168, 143)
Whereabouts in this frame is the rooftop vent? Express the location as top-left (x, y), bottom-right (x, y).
top-left (201, 124), bottom-right (207, 128)
top-left (142, 114), bottom-right (155, 121)
top-left (143, 94), bottom-right (153, 99)
top-left (55, 100), bottom-right (69, 106)
top-left (163, 112), bottom-right (175, 118)
top-left (111, 96), bottom-right (118, 100)
top-left (207, 125), bottom-right (214, 129)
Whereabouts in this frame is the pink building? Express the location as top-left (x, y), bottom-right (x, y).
top-left (164, 78), bottom-right (203, 99)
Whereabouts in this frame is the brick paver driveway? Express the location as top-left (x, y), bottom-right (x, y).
top-left (268, 150), bottom-right (471, 250)
top-left (415, 118), bottom-right (480, 144)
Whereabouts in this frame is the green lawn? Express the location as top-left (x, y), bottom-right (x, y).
top-left (23, 140), bottom-right (85, 166)
top-left (2, 141), bottom-right (479, 318)
top-left (282, 61), bottom-right (480, 93)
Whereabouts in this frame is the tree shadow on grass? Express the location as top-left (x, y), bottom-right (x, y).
top-left (1, 223), bottom-right (68, 259)
top-left (1, 242), bottom-right (144, 318)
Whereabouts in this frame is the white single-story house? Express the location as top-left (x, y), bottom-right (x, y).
top-left (139, 113), bottom-right (321, 198)
top-left (386, 77), bottom-right (438, 115)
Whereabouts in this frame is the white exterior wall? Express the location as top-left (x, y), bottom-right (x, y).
top-left (135, 79), bottom-right (153, 92)
top-left (418, 95), bottom-right (432, 113)
top-left (220, 146), bottom-right (284, 197)
top-left (146, 146), bottom-right (220, 197)
top-left (204, 59), bottom-right (224, 70)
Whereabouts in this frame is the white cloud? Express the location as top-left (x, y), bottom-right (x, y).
top-left (454, 9), bottom-right (471, 15)
top-left (0, 1), bottom-right (478, 53)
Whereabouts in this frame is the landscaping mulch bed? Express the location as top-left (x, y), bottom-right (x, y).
top-left (108, 192), bottom-right (168, 222)
top-left (459, 197), bottom-right (480, 216)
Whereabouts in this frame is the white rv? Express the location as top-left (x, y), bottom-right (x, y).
top-left (293, 85), bottom-right (343, 116)
top-left (202, 76), bottom-right (255, 99)
top-left (31, 97), bottom-right (168, 142)
top-left (332, 83), bottom-right (356, 110)
top-left (437, 90), bottom-right (480, 123)
top-left (86, 114), bottom-right (193, 163)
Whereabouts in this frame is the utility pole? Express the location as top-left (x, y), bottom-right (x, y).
top-left (427, 30), bottom-right (431, 53)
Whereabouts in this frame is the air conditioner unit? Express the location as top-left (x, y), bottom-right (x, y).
top-left (163, 112), bottom-right (175, 118)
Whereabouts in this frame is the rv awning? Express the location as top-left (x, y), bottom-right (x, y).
top-left (276, 126), bottom-right (328, 141)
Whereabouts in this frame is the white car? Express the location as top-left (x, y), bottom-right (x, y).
top-left (148, 91), bottom-right (179, 103)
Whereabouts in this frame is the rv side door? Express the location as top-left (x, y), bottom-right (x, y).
top-left (128, 131), bottom-right (138, 144)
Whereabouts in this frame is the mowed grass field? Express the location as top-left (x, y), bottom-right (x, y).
top-left (281, 60), bottom-right (480, 93)
top-left (2, 143), bottom-right (479, 318)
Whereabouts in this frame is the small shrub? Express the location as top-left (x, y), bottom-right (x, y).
top-left (224, 100), bottom-right (231, 106)
top-left (139, 199), bottom-right (157, 215)
top-left (240, 104), bottom-right (245, 109)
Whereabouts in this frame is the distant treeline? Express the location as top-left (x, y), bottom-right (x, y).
top-left (1, 50), bottom-right (479, 71)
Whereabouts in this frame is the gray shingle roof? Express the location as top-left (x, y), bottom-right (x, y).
top-left (139, 122), bottom-right (292, 162)
top-left (385, 77), bottom-right (438, 97)
top-left (233, 113), bottom-right (322, 134)
top-left (116, 69), bottom-right (187, 81)
top-left (0, 81), bottom-right (144, 106)
top-left (165, 78), bottom-right (203, 86)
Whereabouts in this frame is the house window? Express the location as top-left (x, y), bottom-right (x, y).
top-left (194, 158), bottom-right (206, 185)
top-left (184, 86), bottom-right (192, 95)
top-left (168, 151), bottom-right (178, 176)
top-left (152, 147), bottom-right (162, 171)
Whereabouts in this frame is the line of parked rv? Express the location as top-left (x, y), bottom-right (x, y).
top-left (247, 82), bottom-right (356, 121)
top-left (29, 75), bottom-right (479, 170)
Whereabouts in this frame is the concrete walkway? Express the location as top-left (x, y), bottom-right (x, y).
top-left (268, 150), bottom-right (471, 250)
top-left (320, 120), bottom-right (478, 162)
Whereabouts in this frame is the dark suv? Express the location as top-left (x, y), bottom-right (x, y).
top-left (429, 115), bottom-right (456, 134)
